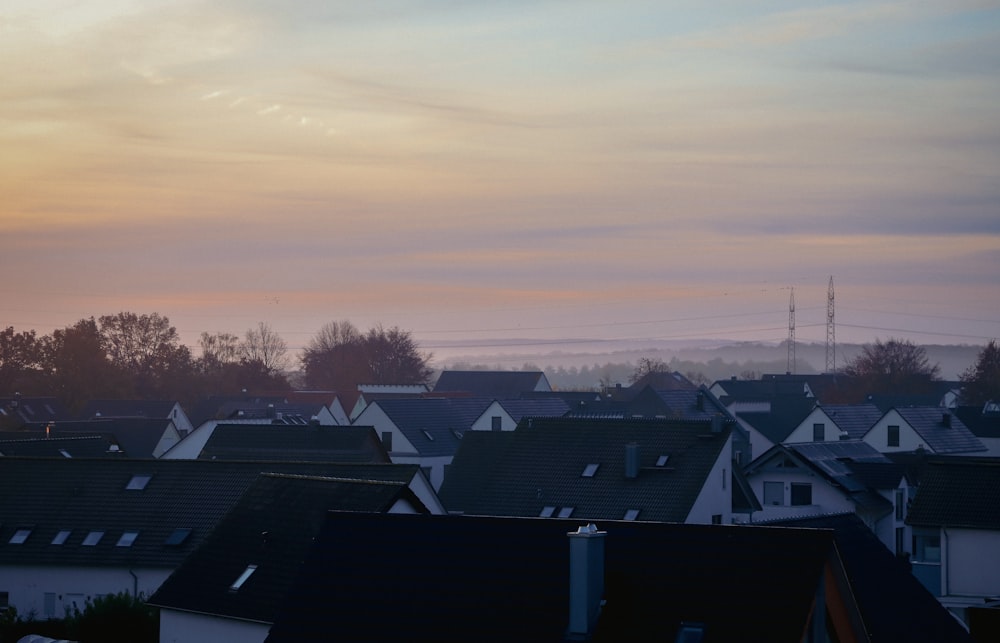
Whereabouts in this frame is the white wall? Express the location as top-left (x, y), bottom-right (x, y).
top-left (391, 454), bottom-right (452, 491)
top-left (748, 468), bottom-right (855, 522)
top-left (945, 528), bottom-right (1000, 598)
top-left (352, 404), bottom-right (417, 456)
top-left (786, 408), bottom-right (835, 444)
top-left (470, 402), bottom-right (515, 431)
top-left (684, 434), bottom-right (733, 524)
top-left (864, 410), bottom-right (927, 454)
top-left (0, 565), bottom-right (170, 619)
top-left (158, 608), bottom-right (270, 643)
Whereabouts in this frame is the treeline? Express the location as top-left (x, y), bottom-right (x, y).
top-left (0, 314), bottom-right (432, 413)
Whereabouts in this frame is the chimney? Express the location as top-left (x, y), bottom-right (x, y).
top-left (625, 443), bottom-right (640, 479)
top-left (568, 524), bottom-right (606, 638)
top-left (942, 412), bottom-right (951, 428)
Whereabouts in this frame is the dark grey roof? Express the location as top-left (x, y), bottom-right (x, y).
top-left (736, 397), bottom-right (816, 444)
top-left (265, 513), bottom-right (841, 643)
top-left (775, 513), bottom-right (973, 643)
top-left (894, 407), bottom-right (986, 454)
top-left (953, 405), bottom-right (1000, 439)
top-left (432, 370), bottom-right (550, 397)
top-left (713, 378), bottom-right (813, 403)
top-left (495, 398), bottom-right (569, 421)
top-left (865, 381), bottom-right (960, 412)
top-left (823, 403), bottom-right (883, 439)
top-left (198, 424), bottom-right (389, 463)
top-left (78, 399), bottom-right (179, 420)
top-left (0, 397), bottom-right (72, 426)
top-left (373, 397), bottom-right (491, 457)
top-left (21, 418), bottom-right (174, 458)
top-left (438, 417), bottom-right (731, 522)
top-left (0, 433), bottom-right (122, 458)
top-left (624, 370), bottom-right (697, 394)
top-left (0, 457), bottom-right (422, 570)
top-left (634, 387), bottom-right (732, 422)
top-left (148, 473), bottom-right (426, 622)
top-left (906, 457), bottom-right (1000, 530)
top-left (187, 395), bottom-right (290, 428)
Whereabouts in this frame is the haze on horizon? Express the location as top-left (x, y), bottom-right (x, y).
top-left (3, 1), bottom-right (999, 361)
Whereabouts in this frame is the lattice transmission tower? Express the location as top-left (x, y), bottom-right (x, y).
top-left (825, 276), bottom-right (836, 373)
top-left (787, 287), bottom-right (796, 374)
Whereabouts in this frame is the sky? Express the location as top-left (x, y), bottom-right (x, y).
top-left (3, 0), bottom-right (1000, 365)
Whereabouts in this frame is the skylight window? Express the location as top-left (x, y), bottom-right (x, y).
top-left (581, 463), bottom-right (600, 478)
top-left (557, 507), bottom-right (574, 518)
top-left (164, 528), bottom-right (192, 547)
top-left (58, 449), bottom-right (72, 458)
top-left (126, 474), bottom-right (152, 490)
top-left (656, 454), bottom-right (670, 467)
top-left (539, 506), bottom-right (556, 518)
top-left (230, 565), bottom-right (258, 592)
top-left (81, 531), bottom-right (104, 546)
top-left (624, 509), bottom-right (641, 521)
top-left (116, 531), bottom-right (139, 547)
top-left (51, 530), bottom-right (71, 545)
top-left (9, 528), bottom-right (32, 544)
top-left (421, 429), bottom-right (435, 441)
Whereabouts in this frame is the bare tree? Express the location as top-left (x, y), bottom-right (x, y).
top-left (629, 357), bottom-right (669, 384)
top-left (198, 332), bottom-right (242, 369)
top-left (302, 320), bottom-right (431, 390)
top-left (241, 322), bottom-right (289, 375)
top-left (843, 337), bottom-right (940, 395)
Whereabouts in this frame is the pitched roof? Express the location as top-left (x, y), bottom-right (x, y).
top-left (953, 404), bottom-right (1000, 439)
top-left (432, 370), bottom-right (550, 397)
top-left (494, 398), bottom-right (569, 422)
top-left (893, 407), bottom-right (986, 454)
top-left (198, 424), bottom-right (389, 463)
top-left (438, 417), bottom-right (731, 522)
top-left (373, 397), bottom-right (491, 457)
top-left (632, 387), bottom-right (732, 422)
top-left (0, 397), bottom-right (71, 426)
top-left (21, 418), bottom-right (174, 459)
top-left (77, 399), bottom-right (179, 420)
top-left (906, 456), bottom-right (1000, 530)
top-left (775, 513), bottom-right (973, 643)
top-left (265, 513), bottom-right (840, 643)
top-left (736, 397), bottom-right (816, 444)
top-left (0, 457), bottom-right (422, 569)
top-left (713, 377), bottom-right (813, 404)
top-left (625, 370), bottom-right (697, 393)
top-left (0, 433), bottom-right (121, 458)
top-left (823, 403), bottom-right (883, 439)
top-left (148, 473), bottom-right (426, 622)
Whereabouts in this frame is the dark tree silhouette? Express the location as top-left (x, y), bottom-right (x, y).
top-left (39, 318), bottom-right (128, 412)
top-left (960, 340), bottom-right (1000, 405)
top-left (98, 312), bottom-right (194, 399)
top-left (0, 327), bottom-right (42, 394)
top-left (302, 321), bottom-right (431, 391)
top-left (842, 337), bottom-right (940, 395)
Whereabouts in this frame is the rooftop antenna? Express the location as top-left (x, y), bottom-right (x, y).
top-left (826, 276), bottom-right (836, 373)
top-left (787, 287), bottom-right (796, 374)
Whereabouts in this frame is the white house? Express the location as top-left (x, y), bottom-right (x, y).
top-left (469, 398), bottom-right (570, 432)
top-left (864, 407), bottom-right (986, 455)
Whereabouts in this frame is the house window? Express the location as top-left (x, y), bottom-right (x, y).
top-left (116, 531), bottom-right (139, 547)
top-left (813, 423), bottom-right (824, 442)
top-left (81, 531), bottom-right (104, 546)
top-left (790, 483), bottom-right (812, 506)
top-left (711, 514), bottom-right (722, 525)
top-left (229, 565), bottom-right (257, 592)
top-left (656, 454), bottom-right (670, 467)
top-left (581, 463), bottom-right (599, 478)
top-left (380, 431), bottom-right (392, 452)
top-left (44, 592), bottom-right (56, 618)
top-left (557, 507), bottom-right (574, 518)
top-left (624, 509), bottom-right (640, 521)
top-left (895, 489), bottom-right (905, 521)
top-left (9, 528), bottom-right (32, 544)
top-left (895, 527), bottom-right (905, 555)
top-left (491, 416), bottom-right (502, 431)
top-left (126, 474), bottom-right (152, 490)
top-left (887, 425), bottom-right (900, 448)
top-left (763, 481), bottom-right (783, 506)
top-left (51, 530), bottom-right (71, 545)
top-left (539, 506), bottom-right (556, 518)
top-left (164, 528), bottom-right (192, 546)
top-left (913, 530), bottom-right (941, 563)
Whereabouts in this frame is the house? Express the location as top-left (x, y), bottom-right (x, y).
top-left (709, 376), bottom-right (815, 409)
top-left (863, 407), bottom-right (986, 455)
top-left (469, 398), bottom-right (569, 432)
top-left (0, 433), bottom-right (122, 458)
top-left (195, 424), bottom-right (390, 463)
top-left (21, 418), bottom-right (184, 458)
top-left (148, 473), bottom-right (429, 643)
top-left (263, 512), bottom-right (865, 642)
top-left (77, 399), bottom-right (195, 437)
top-left (347, 385), bottom-right (431, 421)
top-left (742, 440), bottom-right (911, 554)
top-left (438, 416), bottom-right (735, 524)
top-left (432, 370), bottom-right (551, 397)
top-left (821, 403), bottom-right (884, 440)
top-left (0, 457), bottom-right (440, 619)
top-left (953, 403), bottom-right (1000, 456)
top-left (734, 396), bottom-right (817, 462)
top-left (185, 395), bottom-right (334, 429)
top-left (351, 396), bottom-right (491, 489)
top-left (774, 513), bottom-right (972, 642)
top-left (905, 456), bottom-right (1000, 626)
top-left (0, 395), bottom-right (72, 429)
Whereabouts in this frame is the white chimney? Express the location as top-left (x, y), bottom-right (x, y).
top-left (568, 524), bottom-right (606, 638)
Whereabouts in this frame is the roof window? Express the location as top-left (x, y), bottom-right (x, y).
top-left (656, 454), bottom-right (670, 467)
top-left (116, 531), bottom-right (139, 547)
top-left (126, 474), bottom-right (152, 490)
top-left (421, 429), bottom-right (435, 441)
top-left (581, 463), bottom-right (600, 478)
top-left (557, 507), bottom-right (574, 518)
top-left (230, 565), bottom-right (258, 592)
top-left (9, 528), bottom-right (32, 544)
top-left (539, 506), bottom-right (556, 518)
top-left (81, 531), bottom-right (104, 546)
top-left (164, 528), bottom-right (192, 547)
top-left (51, 530), bottom-right (71, 545)
top-left (624, 509), bottom-right (640, 521)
